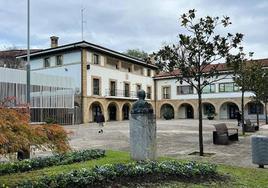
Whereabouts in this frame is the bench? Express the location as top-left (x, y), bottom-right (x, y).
top-left (245, 119), bottom-right (259, 132)
top-left (213, 123), bottom-right (239, 145)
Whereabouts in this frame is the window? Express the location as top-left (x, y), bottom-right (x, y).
top-left (56, 55), bottom-right (63, 66)
top-left (93, 54), bottom-right (99, 64)
top-left (110, 81), bottom-right (116, 96)
top-left (147, 69), bottom-right (151, 77)
top-left (249, 103), bottom-right (264, 114)
top-left (44, 57), bottom-right (50, 68)
top-left (203, 84), bottom-right (215, 93)
top-left (147, 86), bottom-right (152, 99)
top-left (177, 86), bottom-right (193, 95)
top-left (162, 86), bottom-right (170, 99)
top-left (219, 83), bottom-right (239, 92)
top-left (136, 84), bottom-right (141, 97)
top-left (93, 78), bottom-right (100, 95)
top-left (124, 83), bottom-right (130, 97)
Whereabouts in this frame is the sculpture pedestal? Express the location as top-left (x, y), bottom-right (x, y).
top-left (130, 113), bottom-right (156, 160)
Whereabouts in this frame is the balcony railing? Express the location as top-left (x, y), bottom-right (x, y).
top-left (105, 89), bottom-right (152, 99)
top-left (162, 93), bottom-right (170, 99)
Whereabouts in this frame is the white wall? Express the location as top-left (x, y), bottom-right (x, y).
top-left (31, 51), bottom-right (81, 70)
top-left (156, 75), bottom-right (255, 100)
top-left (87, 64), bottom-right (154, 99)
top-left (30, 51), bottom-right (81, 93)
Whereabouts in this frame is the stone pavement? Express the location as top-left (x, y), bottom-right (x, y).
top-left (65, 119), bottom-right (268, 168)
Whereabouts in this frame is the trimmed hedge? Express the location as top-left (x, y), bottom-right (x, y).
top-left (19, 160), bottom-right (217, 188)
top-left (0, 149), bottom-right (105, 175)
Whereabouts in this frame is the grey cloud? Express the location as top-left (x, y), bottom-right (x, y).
top-left (0, 0), bottom-right (268, 58)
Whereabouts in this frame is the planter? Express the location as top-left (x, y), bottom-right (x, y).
top-left (207, 116), bottom-right (214, 120)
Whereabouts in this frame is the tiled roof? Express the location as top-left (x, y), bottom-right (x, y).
top-left (154, 59), bottom-right (268, 79)
top-left (0, 49), bottom-right (41, 58)
top-left (16, 41), bottom-right (158, 69)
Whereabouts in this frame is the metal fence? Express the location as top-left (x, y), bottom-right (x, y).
top-left (0, 67), bottom-right (78, 125)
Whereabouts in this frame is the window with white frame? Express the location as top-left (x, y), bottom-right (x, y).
top-left (93, 78), bottom-right (100, 95)
top-left (56, 55), bottom-right (63, 66)
top-left (177, 86), bottom-right (194, 95)
top-left (219, 83), bottom-right (239, 92)
top-left (162, 86), bottom-right (171, 99)
top-left (203, 84), bottom-right (215, 93)
top-left (93, 54), bottom-right (99, 64)
top-left (44, 57), bottom-right (50, 68)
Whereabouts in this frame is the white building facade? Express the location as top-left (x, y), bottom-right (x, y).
top-left (154, 65), bottom-right (268, 121)
top-left (17, 37), bottom-right (267, 123)
top-left (18, 38), bottom-right (157, 123)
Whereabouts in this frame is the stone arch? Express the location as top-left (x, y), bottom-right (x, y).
top-left (178, 103), bottom-right (194, 119)
top-left (89, 101), bottom-right (104, 122)
top-left (107, 102), bottom-right (120, 121)
top-left (245, 101), bottom-right (265, 119)
top-left (160, 103), bottom-right (175, 119)
top-left (122, 102), bottom-right (131, 120)
top-left (219, 101), bottom-right (239, 119)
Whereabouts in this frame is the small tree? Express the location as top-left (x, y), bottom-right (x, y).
top-left (154, 10), bottom-right (243, 156)
top-left (230, 52), bottom-right (254, 135)
top-left (261, 80), bottom-right (268, 124)
top-left (0, 97), bottom-right (71, 159)
top-left (124, 49), bottom-right (148, 60)
top-left (247, 63), bottom-right (268, 126)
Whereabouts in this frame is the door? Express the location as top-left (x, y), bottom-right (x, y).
top-left (229, 104), bottom-right (238, 119)
top-left (123, 105), bottom-right (130, 120)
top-left (92, 104), bottom-right (102, 122)
top-left (108, 105), bottom-right (117, 121)
top-left (110, 81), bottom-right (116, 96)
top-left (186, 105), bottom-right (194, 119)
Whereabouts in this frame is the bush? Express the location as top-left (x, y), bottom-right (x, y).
top-left (0, 149), bottom-right (105, 175)
top-left (163, 108), bottom-right (174, 120)
top-left (44, 117), bottom-right (57, 124)
top-left (19, 160), bottom-right (217, 188)
top-left (0, 97), bottom-right (71, 157)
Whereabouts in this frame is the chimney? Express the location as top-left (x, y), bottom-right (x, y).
top-left (50, 36), bottom-right (59, 48)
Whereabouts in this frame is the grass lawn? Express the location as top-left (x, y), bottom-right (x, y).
top-left (1, 150), bottom-right (268, 187)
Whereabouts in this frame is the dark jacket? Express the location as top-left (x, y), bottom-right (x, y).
top-left (235, 112), bottom-right (241, 121)
top-left (96, 114), bottom-right (105, 123)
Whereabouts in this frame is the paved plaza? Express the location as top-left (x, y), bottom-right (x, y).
top-left (66, 119), bottom-right (268, 168)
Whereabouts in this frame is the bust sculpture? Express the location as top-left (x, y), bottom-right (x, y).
top-left (131, 90), bottom-right (153, 114)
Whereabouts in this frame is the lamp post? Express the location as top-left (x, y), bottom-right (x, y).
top-left (265, 96), bottom-right (268, 124)
top-left (26, 0), bottom-right (31, 105)
top-left (239, 86), bottom-right (245, 135)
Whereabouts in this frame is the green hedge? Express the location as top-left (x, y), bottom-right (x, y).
top-left (19, 160), bottom-right (217, 188)
top-left (0, 149), bottom-right (105, 175)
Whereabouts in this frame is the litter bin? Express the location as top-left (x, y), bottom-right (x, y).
top-left (251, 135), bottom-right (268, 168)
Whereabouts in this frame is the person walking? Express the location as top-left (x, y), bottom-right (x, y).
top-left (235, 110), bottom-right (242, 126)
top-left (96, 112), bottom-right (105, 133)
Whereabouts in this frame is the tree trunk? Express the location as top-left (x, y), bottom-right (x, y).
top-left (241, 90), bottom-right (245, 135)
top-left (256, 102), bottom-right (260, 126)
top-left (17, 146), bottom-right (30, 160)
top-left (198, 91), bottom-right (203, 156)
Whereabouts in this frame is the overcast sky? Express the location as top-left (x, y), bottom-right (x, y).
top-left (1, 0), bottom-right (268, 58)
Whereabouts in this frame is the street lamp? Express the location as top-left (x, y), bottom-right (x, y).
top-left (26, 0), bottom-right (30, 105)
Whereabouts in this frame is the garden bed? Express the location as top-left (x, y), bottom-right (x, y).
top-left (19, 160), bottom-right (217, 188)
top-left (0, 149), bottom-right (105, 175)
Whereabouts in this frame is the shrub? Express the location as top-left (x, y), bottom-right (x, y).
top-left (0, 97), bottom-right (71, 157)
top-left (19, 160), bottom-right (217, 188)
top-left (0, 149), bottom-right (105, 175)
top-left (44, 117), bottom-right (57, 124)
